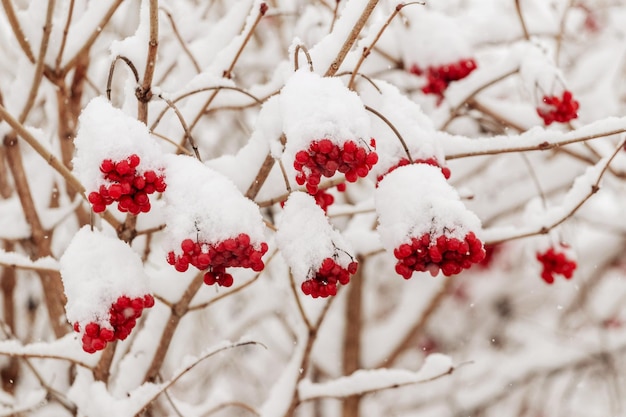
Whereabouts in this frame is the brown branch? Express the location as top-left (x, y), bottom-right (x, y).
top-left (18, 0), bottom-right (55, 124)
top-left (143, 272), bottom-right (206, 383)
top-left (222, 3), bottom-right (268, 80)
top-left (485, 139), bottom-right (625, 245)
top-left (365, 105), bottom-right (413, 163)
top-left (55, 0), bottom-right (75, 70)
top-left (1, 0), bottom-right (35, 63)
top-left (62, 0), bottom-right (125, 72)
top-left (160, 7), bottom-right (201, 74)
top-left (446, 127), bottom-right (626, 160)
top-left (107, 56), bottom-right (140, 101)
top-left (515, 0), bottom-right (530, 41)
top-left (294, 44), bottom-right (314, 72)
top-left (325, 0), bottom-right (380, 77)
top-left (377, 277), bottom-right (454, 368)
top-left (93, 340), bottom-right (117, 382)
top-left (342, 256), bottom-right (364, 417)
top-left (157, 94), bottom-right (200, 160)
top-left (137, 0), bottom-right (160, 123)
top-left (441, 68), bottom-right (519, 131)
top-left (347, 2), bottom-right (422, 90)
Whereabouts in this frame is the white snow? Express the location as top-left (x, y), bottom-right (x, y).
top-left (73, 97), bottom-right (166, 192)
top-left (280, 69), bottom-right (370, 156)
top-left (376, 164), bottom-right (483, 250)
top-left (161, 154), bottom-right (267, 252)
top-left (59, 226), bottom-right (151, 328)
top-left (299, 353), bottom-right (453, 400)
top-left (275, 192), bottom-right (355, 281)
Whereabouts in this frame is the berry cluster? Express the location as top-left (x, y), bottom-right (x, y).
top-left (167, 234), bottom-right (269, 287)
top-left (410, 59), bottom-right (477, 100)
top-left (393, 232), bottom-right (485, 279)
top-left (294, 139), bottom-right (378, 194)
top-left (87, 154), bottom-right (166, 215)
top-left (74, 294), bottom-right (155, 353)
top-left (536, 246), bottom-right (577, 284)
top-left (377, 157), bottom-right (451, 185)
top-left (301, 257), bottom-right (358, 298)
top-left (536, 91), bottom-right (579, 125)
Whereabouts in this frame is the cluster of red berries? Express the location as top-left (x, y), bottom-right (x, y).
top-left (536, 246), bottom-right (577, 284)
top-left (294, 139), bottom-right (378, 194)
top-left (410, 58), bottom-right (477, 99)
top-left (87, 154), bottom-right (166, 215)
top-left (393, 232), bottom-right (485, 279)
top-left (301, 257), bottom-right (358, 298)
top-left (167, 234), bottom-right (269, 287)
top-left (536, 91), bottom-right (579, 125)
top-left (377, 157), bottom-right (451, 185)
top-left (74, 294), bottom-right (155, 353)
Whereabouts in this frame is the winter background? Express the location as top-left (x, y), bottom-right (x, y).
top-left (0, 0), bottom-right (625, 416)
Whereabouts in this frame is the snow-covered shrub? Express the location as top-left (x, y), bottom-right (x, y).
top-left (0, 1), bottom-right (625, 416)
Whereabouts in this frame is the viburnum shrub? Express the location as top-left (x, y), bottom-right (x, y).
top-left (536, 244), bottom-right (577, 284)
top-left (6, 1), bottom-right (626, 415)
top-left (162, 155), bottom-right (269, 288)
top-left (60, 227), bottom-right (154, 353)
top-left (376, 164), bottom-right (486, 278)
top-left (276, 192), bottom-right (358, 298)
top-left (536, 90), bottom-right (580, 125)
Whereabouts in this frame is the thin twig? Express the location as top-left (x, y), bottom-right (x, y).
top-left (0, 261), bottom-right (59, 274)
top-left (347, 2), bottom-right (422, 90)
top-left (485, 138), bottom-right (626, 245)
top-left (1, 0), bottom-right (35, 63)
top-left (63, 0), bottom-right (124, 72)
top-left (515, 0), bottom-right (530, 40)
top-left (294, 44), bottom-right (314, 72)
top-left (107, 56), bottom-right (140, 101)
top-left (18, 0), bottom-right (56, 123)
top-left (289, 271), bottom-right (313, 331)
top-left (325, 0), bottom-right (380, 77)
top-left (137, 0), bottom-right (160, 123)
top-left (365, 105), bottom-right (413, 162)
top-left (157, 94), bottom-right (201, 160)
top-left (160, 7), bottom-right (201, 73)
top-left (55, 0), bottom-right (76, 70)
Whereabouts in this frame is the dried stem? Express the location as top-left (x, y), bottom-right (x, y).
top-left (440, 68), bottom-right (519, 131)
top-left (294, 44), bottom-right (314, 72)
top-left (18, 0), bottom-right (55, 123)
top-left (486, 138), bottom-right (625, 245)
top-left (63, 0), bottom-right (125, 72)
top-left (325, 0), bottom-right (380, 77)
top-left (289, 271), bottom-right (313, 331)
top-left (138, 0), bottom-right (160, 123)
top-left (446, 127), bottom-right (626, 160)
top-left (160, 7), bottom-right (202, 74)
top-left (222, 2), bottom-right (268, 80)
top-left (150, 85), bottom-right (264, 132)
top-left (157, 94), bottom-right (201, 160)
top-left (144, 272), bottom-right (206, 383)
top-left (93, 340), bottom-right (117, 382)
top-left (377, 277), bottom-right (454, 368)
top-left (365, 105), bottom-right (413, 163)
top-left (1, 0), bottom-right (35, 63)
top-left (515, 0), bottom-right (530, 41)
top-left (107, 56), bottom-right (140, 101)
top-left (55, 0), bottom-right (76, 70)
top-left (347, 2), bottom-right (422, 90)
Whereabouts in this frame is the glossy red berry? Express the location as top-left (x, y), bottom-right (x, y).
top-left (537, 90), bottom-right (579, 125)
top-left (536, 246), bottom-right (577, 284)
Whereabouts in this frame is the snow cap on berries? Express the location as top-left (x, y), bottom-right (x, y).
top-left (375, 164), bottom-right (482, 253)
top-left (162, 154), bottom-right (267, 254)
top-left (276, 191), bottom-right (355, 282)
top-left (60, 226), bottom-right (151, 328)
top-left (73, 97), bottom-right (164, 191)
top-left (362, 81), bottom-right (448, 180)
top-left (398, 8), bottom-right (473, 68)
top-left (280, 69), bottom-right (370, 158)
